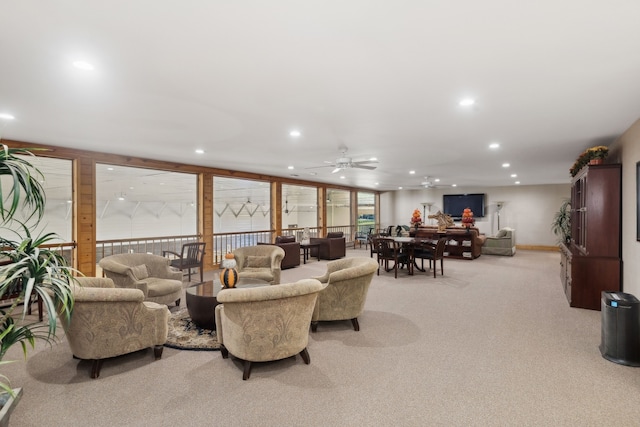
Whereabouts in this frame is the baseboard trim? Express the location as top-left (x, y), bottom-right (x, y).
top-left (516, 244), bottom-right (559, 252)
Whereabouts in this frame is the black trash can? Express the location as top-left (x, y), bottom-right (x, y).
top-left (600, 291), bottom-right (640, 367)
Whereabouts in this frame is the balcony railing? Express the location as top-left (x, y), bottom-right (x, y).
top-left (96, 235), bottom-right (202, 262)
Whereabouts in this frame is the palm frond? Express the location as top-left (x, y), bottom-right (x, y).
top-left (0, 144), bottom-right (47, 223)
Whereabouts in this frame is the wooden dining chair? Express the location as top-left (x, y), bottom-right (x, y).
top-left (424, 237), bottom-right (447, 278)
top-left (375, 237), bottom-right (410, 278)
top-left (163, 242), bottom-right (206, 282)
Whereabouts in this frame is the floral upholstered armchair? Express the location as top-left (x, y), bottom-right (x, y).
top-left (310, 257), bottom-right (378, 331)
top-left (233, 245), bottom-right (285, 285)
top-left (61, 277), bottom-right (170, 378)
top-left (214, 279), bottom-right (327, 380)
top-left (98, 253), bottom-right (183, 306)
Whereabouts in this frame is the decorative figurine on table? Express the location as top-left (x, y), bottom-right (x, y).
top-left (461, 208), bottom-right (475, 231)
top-left (301, 227), bottom-right (310, 245)
top-left (429, 211), bottom-right (455, 232)
top-left (410, 209), bottom-right (422, 230)
top-left (220, 252), bottom-right (238, 288)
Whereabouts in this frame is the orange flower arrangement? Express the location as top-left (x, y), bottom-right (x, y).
top-left (461, 208), bottom-right (475, 228)
top-left (410, 208), bottom-right (422, 227)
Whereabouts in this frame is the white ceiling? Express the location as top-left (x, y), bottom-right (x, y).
top-left (1, 1), bottom-right (640, 192)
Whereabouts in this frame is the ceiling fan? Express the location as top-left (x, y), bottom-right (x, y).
top-left (420, 176), bottom-right (445, 189)
top-left (310, 147), bottom-right (378, 174)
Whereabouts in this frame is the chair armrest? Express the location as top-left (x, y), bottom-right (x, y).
top-left (73, 285), bottom-right (145, 303)
top-left (163, 250), bottom-right (181, 258)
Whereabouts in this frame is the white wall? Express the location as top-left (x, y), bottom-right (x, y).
top-left (610, 117), bottom-right (640, 297)
top-left (380, 183), bottom-right (570, 246)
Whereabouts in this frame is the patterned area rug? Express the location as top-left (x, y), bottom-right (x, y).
top-left (165, 308), bottom-right (221, 351)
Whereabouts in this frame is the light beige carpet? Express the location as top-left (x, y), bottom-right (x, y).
top-left (5, 249), bottom-right (640, 426)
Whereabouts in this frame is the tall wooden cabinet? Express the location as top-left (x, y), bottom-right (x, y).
top-left (564, 163), bottom-right (622, 310)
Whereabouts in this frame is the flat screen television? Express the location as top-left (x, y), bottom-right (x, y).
top-left (443, 193), bottom-right (485, 220)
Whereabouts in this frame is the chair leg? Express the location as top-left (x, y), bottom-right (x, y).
top-left (187, 268), bottom-right (192, 282)
top-left (90, 359), bottom-right (103, 379)
top-left (200, 267), bottom-right (204, 283)
top-left (242, 360), bottom-right (252, 380)
top-left (351, 318), bottom-right (360, 331)
top-left (311, 321), bottom-right (318, 332)
top-left (175, 298), bottom-right (181, 307)
top-left (220, 344), bottom-right (229, 359)
top-left (299, 347), bottom-right (311, 364)
top-left (154, 345), bottom-right (164, 360)
top-left (440, 258), bottom-right (444, 276)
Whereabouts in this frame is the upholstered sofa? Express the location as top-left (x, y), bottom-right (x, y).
top-left (310, 257), bottom-right (378, 331)
top-left (62, 277), bottom-right (169, 378)
top-left (233, 245), bottom-right (285, 285)
top-left (482, 228), bottom-right (516, 256)
top-left (215, 278), bottom-right (327, 379)
top-left (411, 226), bottom-right (487, 259)
top-left (98, 253), bottom-right (183, 306)
top-left (310, 231), bottom-right (346, 260)
top-left (257, 235), bottom-right (300, 269)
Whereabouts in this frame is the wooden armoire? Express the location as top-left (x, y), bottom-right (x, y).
top-left (560, 163), bottom-right (622, 310)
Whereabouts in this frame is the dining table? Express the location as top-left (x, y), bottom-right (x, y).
top-left (388, 236), bottom-right (436, 275)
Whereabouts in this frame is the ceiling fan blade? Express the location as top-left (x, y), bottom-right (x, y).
top-left (353, 160), bottom-right (379, 165)
top-left (331, 167), bottom-right (342, 174)
top-left (353, 164), bottom-right (377, 170)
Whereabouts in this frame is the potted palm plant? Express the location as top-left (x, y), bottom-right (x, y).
top-left (0, 144), bottom-right (76, 424)
top-left (551, 198), bottom-right (571, 245)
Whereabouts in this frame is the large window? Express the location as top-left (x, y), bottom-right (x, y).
top-left (282, 184), bottom-right (317, 231)
top-left (2, 156), bottom-right (72, 243)
top-left (213, 177), bottom-right (270, 233)
top-left (95, 164), bottom-right (197, 240)
top-left (326, 188), bottom-right (350, 232)
top-left (357, 191), bottom-right (375, 234)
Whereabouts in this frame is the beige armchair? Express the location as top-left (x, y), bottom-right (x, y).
top-left (310, 257), bottom-right (378, 332)
top-left (98, 253), bottom-right (183, 306)
top-left (481, 227), bottom-right (516, 256)
top-left (61, 277), bottom-right (170, 378)
top-left (233, 245), bottom-right (285, 285)
top-left (215, 279), bottom-right (327, 380)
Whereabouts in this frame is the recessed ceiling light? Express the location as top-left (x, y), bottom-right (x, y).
top-left (195, 149), bottom-right (205, 154)
top-left (369, 157), bottom-right (378, 162)
top-left (489, 143), bottom-right (500, 149)
top-left (340, 176), bottom-right (345, 179)
top-left (309, 172), bottom-right (317, 176)
top-left (515, 181), bottom-right (521, 185)
top-left (434, 178), bottom-right (440, 182)
top-left (510, 174), bottom-right (517, 178)
top-left (107, 167), bottom-right (114, 171)
top-left (502, 163), bottom-right (510, 168)
top-left (0, 113), bottom-right (15, 120)
top-left (459, 98), bottom-right (475, 107)
top-left (409, 170), bottom-right (415, 175)
top-left (288, 165), bottom-right (294, 170)
top-left (73, 61), bottom-right (94, 70)
top-left (398, 186), bottom-right (403, 190)
top-left (374, 182), bottom-right (379, 186)
top-left (289, 130), bottom-right (301, 137)
top-left (452, 184), bottom-right (457, 187)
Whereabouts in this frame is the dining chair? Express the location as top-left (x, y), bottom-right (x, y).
top-left (375, 237), bottom-right (410, 278)
top-left (424, 237), bottom-right (447, 278)
top-left (163, 241), bottom-right (206, 282)
top-left (412, 239), bottom-right (435, 273)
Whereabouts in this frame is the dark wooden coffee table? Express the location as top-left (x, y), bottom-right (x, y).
top-left (185, 277), bottom-right (269, 330)
top-left (300, 242), bottom-right (320, 264)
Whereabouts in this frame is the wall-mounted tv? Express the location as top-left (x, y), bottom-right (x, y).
top-left (443, 193), bottom-right (485, 220)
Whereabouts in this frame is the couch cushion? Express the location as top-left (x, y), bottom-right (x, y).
top-left (276, 236), bottom-right (295, 244)
top-left (130, 264), bottom-right (149, 280)
top-left (239, 268), bottom-right (274, 282)
top-left (245, 255), bottom-right (271, 268)
top-left (145, 278), bottom-right (182, 297)
top-left (326, 232), bottom-right (344, 238)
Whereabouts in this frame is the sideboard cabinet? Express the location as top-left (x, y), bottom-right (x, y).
top-left (566, 163), bottom-right (621, 310)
